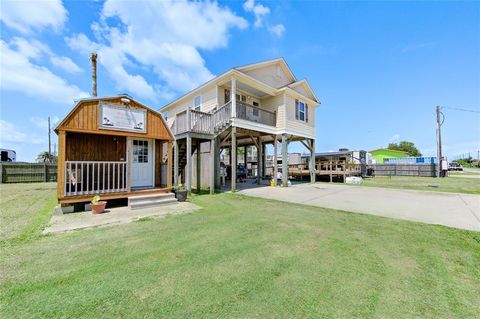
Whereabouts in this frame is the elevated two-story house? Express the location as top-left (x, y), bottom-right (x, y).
top-left (161, 58), bottom-right (320, 193)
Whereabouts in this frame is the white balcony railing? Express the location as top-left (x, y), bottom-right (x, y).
top-left (173, 100), bottom-right (276, 135)
top-left (64, 161), bottom-right (128, 197)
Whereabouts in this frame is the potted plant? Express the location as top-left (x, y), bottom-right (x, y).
top-left (91, 195), bottom-right (107, 214)
top-left (172, 184), bottom-right (187, 202)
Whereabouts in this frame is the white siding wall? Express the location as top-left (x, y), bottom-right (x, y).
top-left (201, 87), bottom-right (217, 113)
top-left (243, 64), bottom-right (291, 88)
top-left (260, 94), bottom-right (285, 128)
top-left (164, 85), bottom-right (219, 128)
top-left (284, 95), bottom-right (315, 136)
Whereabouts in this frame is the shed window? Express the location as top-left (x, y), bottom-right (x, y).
top-left (193, 95), bottom-right (201, 111)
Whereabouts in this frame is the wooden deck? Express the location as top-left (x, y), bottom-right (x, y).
top-left (288, 160), bottom-right (362, 181)
top-left (59, 187), bottom-right (170, 204)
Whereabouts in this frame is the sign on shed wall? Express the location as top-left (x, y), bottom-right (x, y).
top-left (99, 103), bottom-right (147, 133)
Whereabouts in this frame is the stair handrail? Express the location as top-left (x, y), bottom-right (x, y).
top-left (212, 101), bottom-right (232, 133)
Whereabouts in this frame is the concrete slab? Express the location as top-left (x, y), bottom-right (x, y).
top-left (44, 202), bottom-right (200, 234)
top-left (239, 183), bottom-right (480, 231)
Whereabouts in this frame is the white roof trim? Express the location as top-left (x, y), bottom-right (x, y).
top-left (287, 79), bottom-right (319, 103)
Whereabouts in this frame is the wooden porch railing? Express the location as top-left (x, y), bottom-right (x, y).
top-left (236, 101), bottom-right (276, 127)
top-left (190, 109), bottom-right (213, 134)
top-left (213, 101), bottom-right (231, 132)
top-left (173, 99), bottom-right (276, 136)
top-left (64, 161), bottom-right (128, 197)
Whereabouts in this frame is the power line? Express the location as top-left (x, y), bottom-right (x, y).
top-left (441, 106), bottom-right (480, 113)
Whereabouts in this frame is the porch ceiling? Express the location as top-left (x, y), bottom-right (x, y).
top-left (223, 79), bottom-right (272, 98)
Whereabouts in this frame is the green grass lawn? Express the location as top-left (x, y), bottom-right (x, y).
top-left (361, 176), bottom-right (480, 194)
top-left (1, 183), bottom-right (479, 318)
top-left (0, 183), bottom-right (56, 246)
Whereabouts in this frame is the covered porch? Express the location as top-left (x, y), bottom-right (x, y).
top-left (59, 132), bottom-right (172, 204)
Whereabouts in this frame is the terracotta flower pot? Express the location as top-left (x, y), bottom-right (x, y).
top-left (91, 201), bottom-right (107, 214)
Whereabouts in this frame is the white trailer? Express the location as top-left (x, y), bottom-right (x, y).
top-left (0, 149), bottom-right (16, 162)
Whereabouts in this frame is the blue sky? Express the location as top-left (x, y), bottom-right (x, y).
top-left (1, 0), bottom-right (479, 162)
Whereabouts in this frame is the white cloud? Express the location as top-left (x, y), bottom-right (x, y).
top-left (0, 119), bottom-right (45, 145)
top-left (243, 0), bottom-right (270, 28)
top-left (269, 24), bottom-right (285, 37)
top-left (0, 0), bottom-right (67, 34)
top-left (10, 36), bottom-right (83, 74)
top-left (66, 0), bottom-right (248, 101)
top-left (50, 56), bottom-right (82, 73)
top-left (0, 39), bottom-right (89, 104)
top-left (29, 116), bottom-right (60, 130)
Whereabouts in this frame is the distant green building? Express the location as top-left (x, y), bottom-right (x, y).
top-left (369, 148), bottom-right (409, 164)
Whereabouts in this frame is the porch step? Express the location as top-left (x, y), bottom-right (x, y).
top-left (128, 192), bottom-right (177, 210)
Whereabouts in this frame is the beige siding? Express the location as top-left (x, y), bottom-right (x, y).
top-left (243, 64), bottom-right (291, 88)
top-left (200, 86), bottom-right (217, 112)
top-left (284, 95), bottom-right (315, 136)
top-left (164, 84), bottom-right (219, 128)
top-left (260, 94), bottom-right (285, 128)
top-left (291, 84), bottom-right (309, 97)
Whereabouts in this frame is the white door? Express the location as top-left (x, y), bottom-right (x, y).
top-left (131, 139), bottom-right (154, 188)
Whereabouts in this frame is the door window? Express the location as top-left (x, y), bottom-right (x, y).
top-left (133, 140), bottom-right (149, 163)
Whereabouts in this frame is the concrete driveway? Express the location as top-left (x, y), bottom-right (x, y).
top-left (239, 183), bottom-right (480, 231)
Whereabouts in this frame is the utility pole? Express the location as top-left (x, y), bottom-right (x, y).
top-left (48, 116), bottom-right (52, 161)
top-left (91, 52), bottom-right (98, 97)
top-left (436, 105), bottom-right (442, 177)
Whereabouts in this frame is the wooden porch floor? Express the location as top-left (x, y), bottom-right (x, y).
top-left (59, 187), bottom-right (170, 204)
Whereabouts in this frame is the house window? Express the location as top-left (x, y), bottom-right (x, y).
top-left (193, 95), bottom-right (201, 111)
top-left (298, 100), bottom-right (306, 121)
top-left (295, 99), bottom-right (308, 122)
top-left (236, 94), bottom-right (246, 102)
top-left (225, 89), bottom-right (231, 103)
top-left (252, 101), bottom-right (259, 116)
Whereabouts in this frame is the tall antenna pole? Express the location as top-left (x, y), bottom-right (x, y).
top-left (91, 52), bottom-right (98, 97)
top-left (436, 105), bottom-right (442, 177)
top-left (48, 116), bottom-right (51, 160)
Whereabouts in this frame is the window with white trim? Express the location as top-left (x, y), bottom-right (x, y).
top-left (193, 95), bottom-right (201, 111)
top-left (298, 100), bottom-right (306, 122)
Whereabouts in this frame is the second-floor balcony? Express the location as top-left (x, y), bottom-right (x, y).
top-left (173, 100), bottom-right (276, 135)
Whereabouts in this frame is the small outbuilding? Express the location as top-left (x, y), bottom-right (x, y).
top-left (369, 148), bottom-right (409, 164)
top-left (55, 95), bottom-right (174, 206)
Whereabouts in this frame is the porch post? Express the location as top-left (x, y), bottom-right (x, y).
top-left (167, 141), bottom-right (173, 189)
top-left (309, 139), bottom-right (315, 183)
top-left (174, 139), bottom-right (179, 186)
top-left (282, 134), bottom-right (288, 187)
top-left (231, 77), bottom-right (236, 119)
top-left (262, 142), bottom-right (266, 180)
top-left (57, 131), bottom-right (66, 199)
top-left (214, 138), bottom-right (220, 188)
top-left (257, 137), bottom-right (262, 184)
top-left (196, 140), bottom-right (201, 193)
top-left (126, 137), bottom-right (132, 192)
top-left (210, 139), bottom-right (215, 194)
top-left (186, 134), bottom-right (192, 193)
top-left (231, 126), bottom-right (237, 192)
top-left (244, 145), bottom-right (247, 167)
top-left (273, 135), bottom-right (278, 186)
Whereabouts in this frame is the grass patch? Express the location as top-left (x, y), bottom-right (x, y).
top-left (361, 176), bottom-right (480, 194)
top-left (0, 184), bottom-right (479, 318)
top-left (0, 183), bottom-right (56, 247)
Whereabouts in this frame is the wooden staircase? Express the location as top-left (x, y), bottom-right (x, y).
top-left (176, 141), bottom-right (198, 184)
top-left (128, 192), bottom-right (177, 209)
